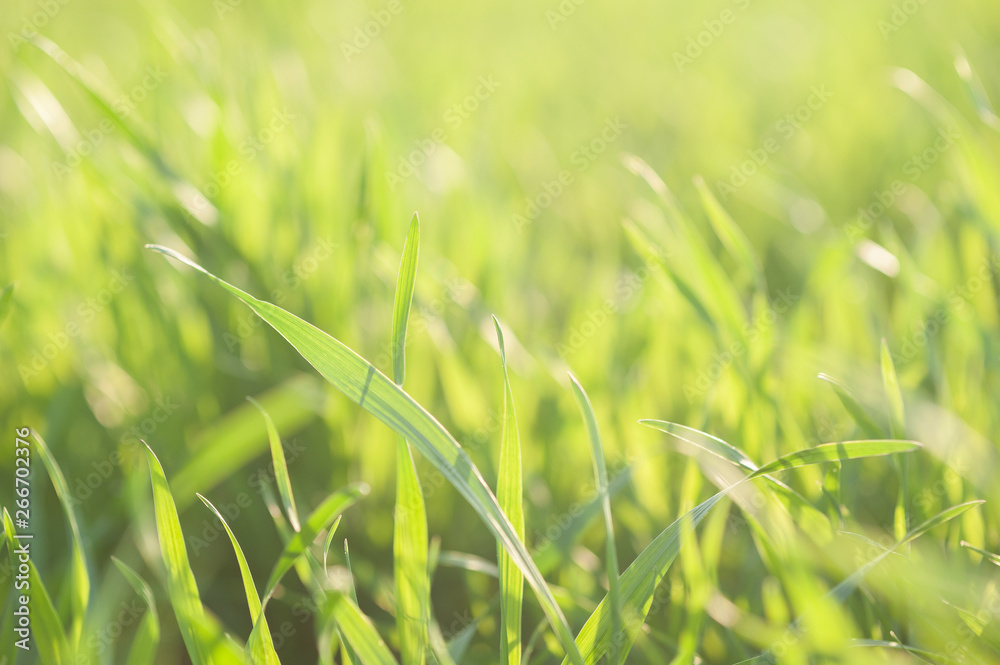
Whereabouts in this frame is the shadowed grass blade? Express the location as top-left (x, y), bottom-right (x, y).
top-left (198, 494), bottom-right (281, 665)
top-left (249, 398), bottom-right (301, 533)
top-left (3, 508), bottom-right (69, 664)
top-left (32, 430), bottom-right (89, 647)
top-left (147, 245), bottom-right (586, 665)
top-left (325, 594), bottom-right (400, 665)
top-left (495, 319), bottom-right (525, 665)
top-left (142, 443), bottom-right (210, 665)
top-left (569, 373), bottom-right (621, 665)
top-left (112, 557), bottom-right (161, 665)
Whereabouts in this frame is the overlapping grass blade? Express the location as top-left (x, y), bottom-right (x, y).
top-left (3, 508), bottom-right (69, 664)
top-left (495, 319), bottom-right (525, 665)
top-left (148, 244), bottom-right (587, 665)
top-left (142, 443), bottom-right (211, 665)
top-left (112, 557), bottom-right (162, 665)
top-left (325, 594), bottom-right (400, 665)
top-left (961, 541), bottom-right (1000, 567)
top-left (32, 430), bottom-right (89, 647)
top-left (197, 494), bottom-right (281, 665)
top-left (249, 397), bottom-right (301, 532)
top-left (391, 213), bottom-right (430, 665)
top-left (568, 373), bottom-right (621, 665)
top-left (562, 437), bottom-right (923, 664)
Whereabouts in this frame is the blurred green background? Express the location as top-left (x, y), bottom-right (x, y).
top-left (2, 0), bottom-right (1000, 662)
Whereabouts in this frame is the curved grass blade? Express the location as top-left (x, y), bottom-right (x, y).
top-left (32, 430), bottom-right (89, 647)
top-left (391, 213), bottom-right (430, 665)
top-left (142, 443), bottom-right (210, 665)
top-left (568, 373), bottom-right (621, 665)
top-left (960, 541), bottom-right (1000, 567)
top-left (197, 494), bottom-right (281, 665)
top-left (693, 174), bottom-right (765, 292)
top-left (496, 319), bottom-right (525, 665)
top-left (249, 397), bottom-right (301, 533)
top-left (112, 557), bottom-right (161, 665)
top-left (323, 515), bottom-right (344, 571)
top-left (325, 594), bottom-right (400, 665)
top-left (147, 245), bottom-right (586, 665)
top-left (3, 508), bottom-right (69, 664)
top-left (562, 437), bottom-right (923, 664)
top-left (850, 639), bottom-right (962, 664)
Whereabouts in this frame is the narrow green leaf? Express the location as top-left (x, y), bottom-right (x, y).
top-left (960, 541), bottom-right (1000, 567)
top-left (693, 174), bottom-right (765, 291)
top-left (850, 639), bottom-right (963, 664)
top-left (392, 214), bottom-right (420, 386)
top-left (569, 373), bottom-right (621, 665)
top-left (818, 374), bottom-right (884, 438)
top-left (880, 340), bottom-right (908, 541)
top-left (495, 319), bottom-right (525, 665)
top-left (2, 508), bottom-right (69, 664)
top-left (325, 594), bottom-right (400, 665)
top-left (249, 397), bottom-right (301, 532)
top-left (323, 515), bottom-right (344, 571)
top-left (32, 430), bottom-right (89, 647)
top-left (112, 557), bottom-right (161, 665)
top-left (197, 494), bottom-right (281, 665)
top-left (749, 440), bottom-right (920, 478)
top-left (148, 245), bottom-right (586, 665)
top-left (142, 443), bottom-right (210, 665)
top-left (391, 214), bottom-right (430, 665)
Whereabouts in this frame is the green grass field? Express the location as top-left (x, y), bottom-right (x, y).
top-left (2, 0), bottom-right (1000, 663)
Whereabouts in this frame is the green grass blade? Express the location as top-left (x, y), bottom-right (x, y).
top-left (960, 541), bottom-right (1000, 567)
top-left (749, 440), bottom-right (920, 478)
top-left (0, 283), bottom-right (13, 327)
top-left (640, 419), bottom-right (758, 471)
top-left (495, 319), bottom-right (525, 665)
top-left (880, 340), bottom-right (909, 541)
top-left (325, 594), bottom-right (400, 665)
top-left (817, 374), bottom-right (884, 438)
top-left (693, 175), bottom-right (765, 291)
top-left (323, 515), bottom-right (344, 571)
top-left (112, 557), bottom-right (162, 665)
top-left (392, 213), bottom-right (420, 386)
top-left (564, 435), bottom-right (922, 664)
top-left (2, 508), bottom-right (69, 664)
top-left (568, 373), bottom-right (621, 665)
top-left (248, 397), bottom-right (301, 533)
top-left (148, 245), bottom-right (587, 665)
top-left (142, 443), bottom-right (211, 665)
top-left (197, 494), bottom-right (281, 665)
top-left (32, 431), bottom-right (89, 647)
top-left (391, 213), bottom-right (430, 665)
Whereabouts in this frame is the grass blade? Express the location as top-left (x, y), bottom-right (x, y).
top-left (32, 430), bottom-right (89, 647)
top-left (495, 319), bottom-right (525, 665)
top-left (142, 443), bottom-right (210, 665)
top-left (568, 373), bottom-right (621, 665)
top-left (249, 397), bottom-right (301, 532)
top-left (112, 557), bottom-right (162, 665)
top-left (325, 594), bottom-right (400, 665)
top-left (2, 508), bottom-right (69, 664)
top-left (693, 174), bottom-right (765, 291)
top-left (749, 440), bottom-right (920, 478)
top-left (880, 340), bottom-right (909, 541)
top-left (391, 213), bottom-right (430, 665)
top-left (817, 374), bottom-right (884, 438)
top-left (960, 541), bottom-right (1000, 567)
top-left (147, 244), bottom-right (587, 665)
top-left (197, 494), bottom-right (281, 665)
